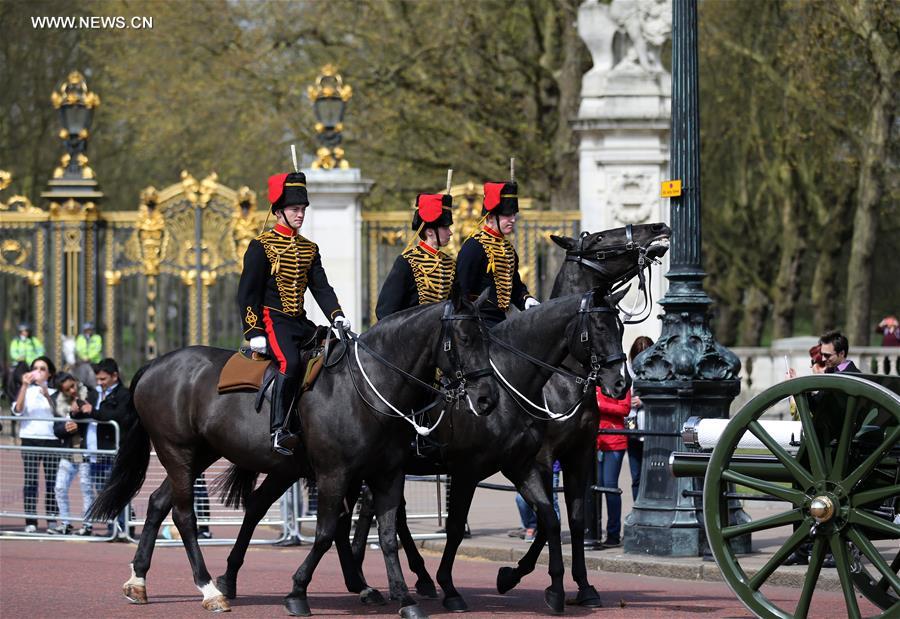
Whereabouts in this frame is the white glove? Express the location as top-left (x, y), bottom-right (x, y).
top-left (249, 336), bottom-right (267, 354)
top-left (524, 297), bottom-right (541, 310)
top-left (334, 315), bottom-right (351, 331)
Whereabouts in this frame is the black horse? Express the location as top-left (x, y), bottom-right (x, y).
top-left (496, 223), bottom-right (671, 604)
top-left (87, 295), bottom-right (498, 616)
top-left (213, 224), bottom-right (670, 611)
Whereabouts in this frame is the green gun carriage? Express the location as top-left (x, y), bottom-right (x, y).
top-left (671, 373), bottom-right (900, 618)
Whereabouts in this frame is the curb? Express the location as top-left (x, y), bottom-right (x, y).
top-left (417, 539), bottom-right (843, 592)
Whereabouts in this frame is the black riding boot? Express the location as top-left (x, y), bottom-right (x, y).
top-left (270, 371), bottom-right (299, 455)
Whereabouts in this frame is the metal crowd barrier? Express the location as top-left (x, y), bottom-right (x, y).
top-left (0, 416), bottom-right (120, 541)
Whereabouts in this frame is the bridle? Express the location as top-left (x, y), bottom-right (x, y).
top-left (339, 301), bottom-right (493, 435)
top-left (488, 291), bottom-right (627, 422)
top-left (564, 224), bottom-right (661, 324)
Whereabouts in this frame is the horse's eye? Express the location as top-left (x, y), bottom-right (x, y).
top-left (458, 333), bottom-right (470, 344)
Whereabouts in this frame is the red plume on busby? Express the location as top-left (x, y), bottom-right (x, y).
top-left (268, 172), bottom-right (309, 214)
top-left (482, 181), bottom-right (518, 216)
top-left (412, 193), bottom-right (453, 232)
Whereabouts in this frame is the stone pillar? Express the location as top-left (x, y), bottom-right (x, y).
top-left (301, 167), bottom-right (373, 327)
top-left (574, 0), bottom-right (672, 345)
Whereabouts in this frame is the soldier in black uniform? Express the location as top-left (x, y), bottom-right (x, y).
top-left (236, 172), bottom-right (350, 455)
top-left (455, 180), bottom-right (539, 326)
top-left (375, 192), bottom-right (455, 320)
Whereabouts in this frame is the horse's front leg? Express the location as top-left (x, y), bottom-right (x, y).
top-left (331, 481), bottom-right (386, 605)
top-left (370, 473), bottom-right (426, 618)
top-left (397, 498), bottom-right (437, 598)
top-left (216, 471), bottom-right (294, 600)
top-left (435, 476), bottom-right (477, 612)
top-left (124, 478), bottom-right (173, 604)
top-left (563, 442), bottom-right (604, 607)
top-left (284, 473), bottom-right (347, 616)
top-left (516, 466), bottom-right (566, 614)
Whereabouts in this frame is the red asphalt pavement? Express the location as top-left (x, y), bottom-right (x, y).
top-left (0, 539), bottom-right (876, 618)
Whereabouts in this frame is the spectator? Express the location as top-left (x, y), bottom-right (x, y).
top-left (876, 316), bottom-right (900, 347)
top-left (9, 323), bottom-right (45, 366)
top-left (51, 372), bottom-right (98, 535)
top-left (12, 355), bottom-right (60, 532)
top-left (75, 322), bottom-right (103, 364)
top-left (818, 330), bottom-right (859, 374)
top-left (625, 336), bottom-right (653, 501)
top-left (86, 358), bottom-right (134, 538)
top-left (596, 383), bottom-right (631, 548)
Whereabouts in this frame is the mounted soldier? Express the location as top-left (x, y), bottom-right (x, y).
top-left (376, 172), bottom-right (456, 320)
top-left (455, 159), bottom-right (539, 327)
top-left (236, 170), bottom-right (350, 455)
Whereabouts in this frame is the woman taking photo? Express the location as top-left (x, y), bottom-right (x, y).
top-left (12, 355), bottom-right (61, 533)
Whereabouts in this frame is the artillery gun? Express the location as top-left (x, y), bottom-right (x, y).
top-left (671, 374), bottom-right (900, 618)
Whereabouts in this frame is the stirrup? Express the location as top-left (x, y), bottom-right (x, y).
top-left (272, 430), bottom-right (297, 456)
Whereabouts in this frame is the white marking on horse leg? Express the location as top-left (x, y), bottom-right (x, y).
top-left (199, 581), bottom-right (224, 601)
top-left (124, 563), bottom-right (146, 587)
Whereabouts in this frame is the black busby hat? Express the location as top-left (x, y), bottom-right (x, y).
top-left (482, 181), bottom-right (518, 217)
top-left (411, 193), bottom-right (453, 234)
top-left (268, 172), bottom-right (309, 213)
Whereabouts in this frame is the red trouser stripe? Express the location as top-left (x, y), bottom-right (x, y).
top-left (262, 308), bottom-right (287, 373)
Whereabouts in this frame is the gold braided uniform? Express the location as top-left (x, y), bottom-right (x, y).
top-left (375, 241), bottom-right (455, 320)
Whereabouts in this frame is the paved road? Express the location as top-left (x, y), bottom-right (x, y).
top-left (0, 539), bottom-right (876, 618)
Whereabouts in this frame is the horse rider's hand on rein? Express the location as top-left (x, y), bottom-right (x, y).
top-left (250, 335), bottom-right (268, 354)
top-left (525, 297), bottom-right (541, 310)
top-left (334, 315), bottom-right (352, 332)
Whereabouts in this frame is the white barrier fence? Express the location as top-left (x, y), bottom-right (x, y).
top-left (0, 417), bottom-right (449, 545)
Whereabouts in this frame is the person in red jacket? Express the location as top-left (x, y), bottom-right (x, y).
top-left (595, 386), bottom-right (631, 548)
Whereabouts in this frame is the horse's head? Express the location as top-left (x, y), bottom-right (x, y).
top-left (438, 289), bottom-right (499, 416)
top-left (550, 223), bottom-right (671, 295)
top-left (564, 287), bottom-right (630, 400)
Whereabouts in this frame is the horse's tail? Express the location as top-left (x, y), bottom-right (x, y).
top-left (211, 464), bottom-right (260, 510)
top-left (86, 365), bottom-right (151, 521)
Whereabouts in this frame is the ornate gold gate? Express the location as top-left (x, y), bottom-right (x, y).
top-left (360, 181), bottom-right (580, 326)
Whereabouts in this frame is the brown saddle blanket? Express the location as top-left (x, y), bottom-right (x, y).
top-left (218, 330), bottom-right (333, 395)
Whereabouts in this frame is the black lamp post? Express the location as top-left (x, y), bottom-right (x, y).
top-left (623, 0), bottom-right (745, 557)
top-left (50, 71), bottom-right (100, 180)
top-left (307, 65), bottom-right (353, 169)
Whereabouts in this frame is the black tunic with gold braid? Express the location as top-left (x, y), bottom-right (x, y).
top-left (237, 222), bottom-right (343, 376)
top-left (375, 241), bottom-right (455, 320)
top-left (455, 225), bottom-right (531, 326)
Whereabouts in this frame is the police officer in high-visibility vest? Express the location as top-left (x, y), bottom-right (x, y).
top-left (75, 322), bottom-right (103, 364)
top-left (9, 323), bottom-right (45, 366)
top-left (237, 171), bottom-right (350, 455)
top-left (455, 170), bottom-right (539, 327)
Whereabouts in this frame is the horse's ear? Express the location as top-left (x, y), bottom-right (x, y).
top-left (550, 234), bottom-right (575, 251)
top-left (474, 287), bottom-right (491, 310)
top-left (451, 281), bottom-right (467, 313)
top-left (603, 285), bottom-right (630, 308)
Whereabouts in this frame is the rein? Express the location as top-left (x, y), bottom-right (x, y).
top-left (340, 302), bottom-right (492, 435)
top-left (564, 224), bottom-right (661, 324)
top-left (489, 291), bottom-right (626, 422)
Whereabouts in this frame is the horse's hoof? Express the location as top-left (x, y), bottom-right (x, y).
top-left (400, 603), bottom-right (429, 619)
top-left (216, 575), bottom-right (236, 600)
top-left (123, 583), bottom-right (148, 604)
top-left (496, 567), bottom-right (521, 595)
top-left (415, 579), bottom-right (438, 599)
top-left (284, 595), bottom-right (311, 617)
top-left (572, 585), bottom-right (603, 607)
top-left (442, 595), bottom-right (468, 612)
top-left (360, 586), bottom-right (387, 605)
top-left (202, 595), bottom-right (231, 613)
top-left (544, 587), bottom-right (565, 615)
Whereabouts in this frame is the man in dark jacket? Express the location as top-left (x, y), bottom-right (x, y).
top-left (87, 358), bottom-right (133, 537)
top-left (819, 330), bottom-right (860, 374)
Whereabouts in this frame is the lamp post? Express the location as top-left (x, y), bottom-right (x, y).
top-left (623, 0), bottom-right (745, 557)
top-left (49, 71), bottom-right (100, 181)
top-left (307, 64), bottom-right (353, 170)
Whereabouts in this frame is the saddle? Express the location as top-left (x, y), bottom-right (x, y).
top-left (217, 326), bottom-right (334, 410)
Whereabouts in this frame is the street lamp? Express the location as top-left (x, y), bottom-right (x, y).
top-left (307, 64), bottom-right (353, 169)
top-left (50, 71), bottom-right (100, 180)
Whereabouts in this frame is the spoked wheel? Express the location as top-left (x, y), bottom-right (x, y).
top-left (703, 374), bottom-right (900, 619)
